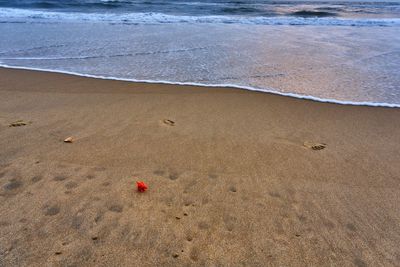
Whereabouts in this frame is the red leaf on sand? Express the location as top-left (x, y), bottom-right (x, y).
top-left (136, 181), bottom-right (148, 192)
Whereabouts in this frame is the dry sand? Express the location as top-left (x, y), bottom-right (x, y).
top-left (0, 67), bottom-right (400, 266)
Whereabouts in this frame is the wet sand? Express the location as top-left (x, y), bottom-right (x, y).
top-left (0, 67), bottom-right (400, 266)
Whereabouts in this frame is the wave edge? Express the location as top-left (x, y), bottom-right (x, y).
top-left (1, 8), bottom-right (400, 26)
top-left (1, 64), bottom-right (399, 108)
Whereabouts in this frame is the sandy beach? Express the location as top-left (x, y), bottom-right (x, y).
top-left (1, 67), bottom-right (400, 266)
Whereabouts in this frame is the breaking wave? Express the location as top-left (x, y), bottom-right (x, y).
top-left (1, 7), bottom-right (400, 26)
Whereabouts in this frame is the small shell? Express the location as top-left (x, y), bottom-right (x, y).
top-left (64, 137), bottom-right (74, 143)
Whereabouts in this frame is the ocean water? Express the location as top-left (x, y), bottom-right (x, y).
top-left (0, 0), bottom-right (399, 106)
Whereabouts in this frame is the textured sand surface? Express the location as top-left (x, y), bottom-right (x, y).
top-left (0, 68), bottom-right (400, 266)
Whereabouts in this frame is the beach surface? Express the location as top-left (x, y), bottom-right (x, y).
top-left (0, 67), bottom-right (400, 266)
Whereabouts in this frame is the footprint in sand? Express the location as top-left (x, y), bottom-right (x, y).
top-left (86, 174), bottom-right (96, 180)
top-left (162, 119), bottom-right (175, 126)
top-left (44, 205), bottom-right (60, 216)
top-left (269, 192), bottom-right (281, 198)
top-left (65, 181), bottom-right (79, 189)
top-left (153, 170), bottom-right (165, 176)
top-left (353, 258), bottom-right (367, 267)
top-left (31, 175), bottom-right (43, 183)
top-left (208, 173), bottom-right (218, 179)
top-left (9, 120), bottom-right (29, 127)
top-left (346, 223), bottom-right (357, 232)
top-left (94, 166), bottom-right (106, 172)
top-left (183, 198), bottom-right (194, 207)
top-left (3, 179), bottom-right (22, 191)
top-left (189, 247), bottom-right (201, 262)
top-left (0, 171), bottom-right (7, 179)
top-left (53, 175), bottom-right (68, 181)
top-left (303, 141), bottom-right (327, 151)
top-left (198, 221), bottom-right (210, 230)
top-left (108, 204), bottom-right (123, 213)
top-left (101, 182), bottom-right (110, 187)
top-left (229, 185), bottom-right (237, 193)
top-left (223, 214), bottom-right (237, 232)
top-left (169, 172), bottom-right (179, 180)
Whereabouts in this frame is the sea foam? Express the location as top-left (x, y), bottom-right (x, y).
top-left (1, 7), bottom-right (400, 26)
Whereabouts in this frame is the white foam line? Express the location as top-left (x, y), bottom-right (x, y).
top-left (1, 63), bottom-right (399, 108)
top-left (1, 8), bottom-right (400, 27)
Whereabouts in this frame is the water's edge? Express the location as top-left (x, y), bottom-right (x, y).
top-left (1, 64), bottom-right (399, 108)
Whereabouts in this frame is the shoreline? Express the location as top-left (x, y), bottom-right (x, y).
top-left (1, 65), bottom-right (399, 108)
top-left (1, 67), bottom-right (400, 266)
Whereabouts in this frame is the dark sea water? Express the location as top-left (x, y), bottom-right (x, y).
top-left (1, 0), bottom-right (399, 19)
top-left (0, 0), bottom-right (400, 106)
